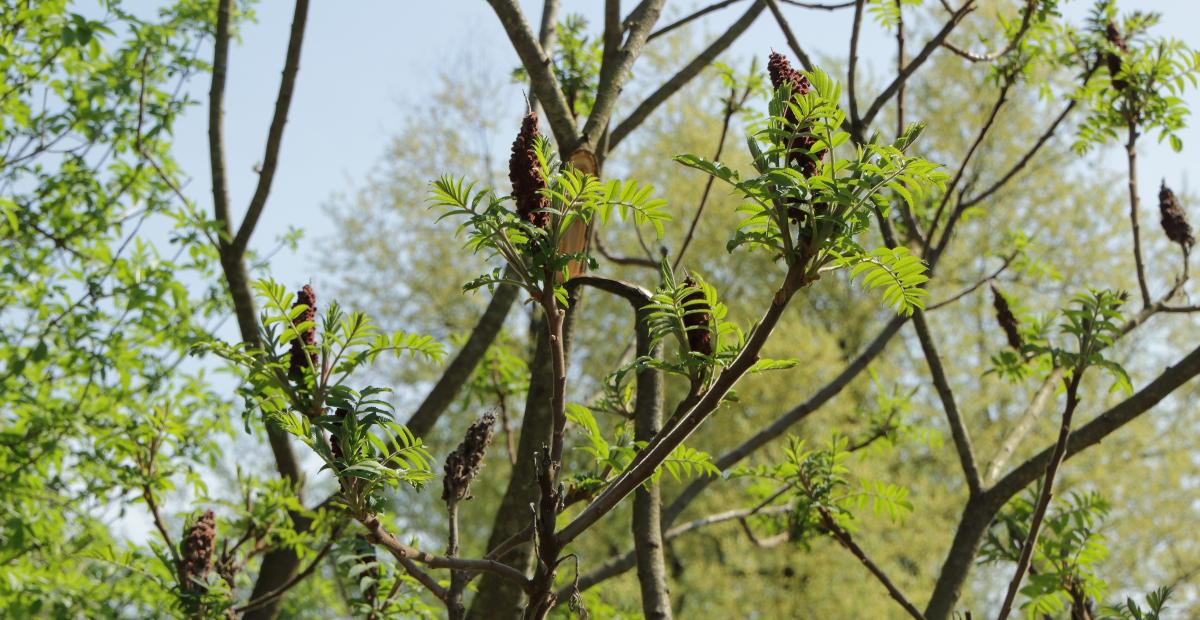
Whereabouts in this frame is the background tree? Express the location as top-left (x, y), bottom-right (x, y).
top-left (4, 1), bottom-right (1200, 619)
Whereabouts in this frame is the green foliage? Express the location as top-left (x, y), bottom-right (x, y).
top-left (1100, 587), bottom-right (1174, 620)
top-left (201, 279), bottom-right (439, 515)
top-left (564, 403), bottom-right (717, 490)
top-left (736, 436), bottom-right (913, 548)
top-left (511, 14), bottom-right (603, 119)
top-left (1074, 1), bottom-right (1200, 153)
top-left (675, 68), bottom-right (944, 315)
top-left (431, 135), bottom-right (668, 301)
top-left (982, 490), bottom-right (1112, 618)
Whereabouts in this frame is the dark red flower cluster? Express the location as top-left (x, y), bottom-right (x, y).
top-left (442, 413), bottom-right (496, 503)
top-left (768, 52), bottom-right (822, 177)
top-left (1105, 22), bottom-right (1129, 91)
top-left (288, 284), bottom-right (318, 379)
top-left (179, 510), bottom-right (216, 591)
top-left (509, 111), bottom-right (551, 229)
top-left (990, 283), bottom-right (1022, 351)
top-left (682, 276), bottom-right (714, 356)
top-left (1159, 181), bottom-right (1194, 251)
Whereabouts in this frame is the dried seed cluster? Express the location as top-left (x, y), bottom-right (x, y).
top-left (1105, 21), bottom-right (1129, 91)
top-left (179, 510), bottom-right (216, 591)
top-left (768, 52), bottom-right (822, 178)
top-left (288, 284), bottom-right (318, 379)
top-left (682, 276), bottom-right (714, 356)
top-left (330, 407), bottom-right (349, 462)
top-left (509, 111), bottom-right (551, 229)
top-left (990, 283), bottom-right (1022, 351)
top-left (1158, 181), bottom-right (1194, 251)
top-left (442, 413), bottom-right (496, 503)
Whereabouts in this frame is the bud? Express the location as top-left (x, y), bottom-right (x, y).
top-left (442, 413), bottom-right (497, 503)
top-left (179, 510), bottom-right (216, 591)
top-left (990, 283), bottom-right (1022, 351)
top-left (509, 111), bottom-right (551, 229)
top-left (1158, 181), bottom-right (1194, 251)
top-left (767, 52), bottom-right (822, 177)
top-left (1105, 22), bottom-right (1128, 91)
top-left (681, 276), bottom-right (714, 356)
top-left (288, 284), bottom-right (318, 379)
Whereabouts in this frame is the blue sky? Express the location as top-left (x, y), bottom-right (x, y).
top-left (155, 0), bottom-right (1200, 293)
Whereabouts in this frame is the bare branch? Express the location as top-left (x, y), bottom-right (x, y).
top-left (231, 0), bottom-right (311, 257)
top-left (363, 516), bottom-right (532, 588)
top-left (609, 0), bottom-right (764, 151)
top-left (858, 1), bottom-right (976, 130)
top-left (406, 278), bottom-right (519, 437)
top-left (581, 0), bottom-right (667, 153)
top-left (486, 0), bottom-right (576, 145)
top-left (1126, 125), bottom-right (1152, 308)
top-left (235, 530), bottom-right (338, 615)
top-left (847, 0), bottom-right (866, 133)
top-left (996, 370), bottom-right (1082, 620)
top-left (819, 508), bottom-right (927, 620)
top-left (648, 0), bottom-right (747, 42)
top-left (911, 311), bottom-right (983, 496)
top-left (984, 368), bottom-right (1064, 484)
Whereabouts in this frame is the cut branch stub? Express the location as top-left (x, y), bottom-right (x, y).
top-left (562, 148), bottom-right (597, 279)
top-left (179, 509), bottom-right (217, 592)
top-left (1158, 180), bottom-right (1194, 251)
top-left (442, 413), bottom-right (497, 503)
top-left (509, 111), bottom-right (551, 229)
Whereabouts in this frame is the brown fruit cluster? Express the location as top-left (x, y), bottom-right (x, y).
top-left (1159, 181), bottom-right (1194, 251)
top-left (442, 413), bottom-right (496, 503)
top-left (990, 283), bottom-right (1022, 351)
top-left (768, 52), bottom-right (822, 178)
top-left (509, 111), bottom-right (551, 229)
top-left (1105, 21), bottom-right (1129, 91)
top-left (179, 510), bottom-right (216, 591)
top-left (288, 284), bottom-right (318, 379)
top-left (682, 276), bottom-right (714, 356)
top-left (330, 407), bottom-right (349, 462)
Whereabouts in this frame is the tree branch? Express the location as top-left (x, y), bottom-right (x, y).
top-left (858, 1), bottom-right (975, 130)
top-left (231, 0), bottom-right (310, 257)
top-left (406, 279), bottom-right (519, 437)
top-left (486, 0), bottom-right (576, 146)
top-left (911, 310), bottom-right (983, 496)
top-left (609, 0), bottom-right (764, 151)
top-left (666, 315), bottom-right (906, 523)
top-left (819, 508), bottom-right (926, 620)
top-left (580, 0), bottom-right (667, 153)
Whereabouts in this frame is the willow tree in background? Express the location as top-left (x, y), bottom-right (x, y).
top-left (5, 1), bottom-right (1200, 619)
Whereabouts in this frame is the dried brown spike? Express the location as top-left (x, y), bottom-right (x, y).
top-left (509, 112), bottom-right (551, 229)
top-left (1159, 181), bottom-right (1194, 251)
top-left (442, 413), bottom-right (497, 503)
top-left (1105, 22), bottom-right (1128, 91)
top-left (288, 284), bottom-right (318, 379)
top-left (330, 407), bottom-right (349, 462)
top-left (681, 276), bottom-right (714, 356)
top-left (990, 283), bottom-right (1022, 351)
top-left (179, 510), bottom-right (216, 591)
top-left (767, 52), bottom-right (822, 178)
